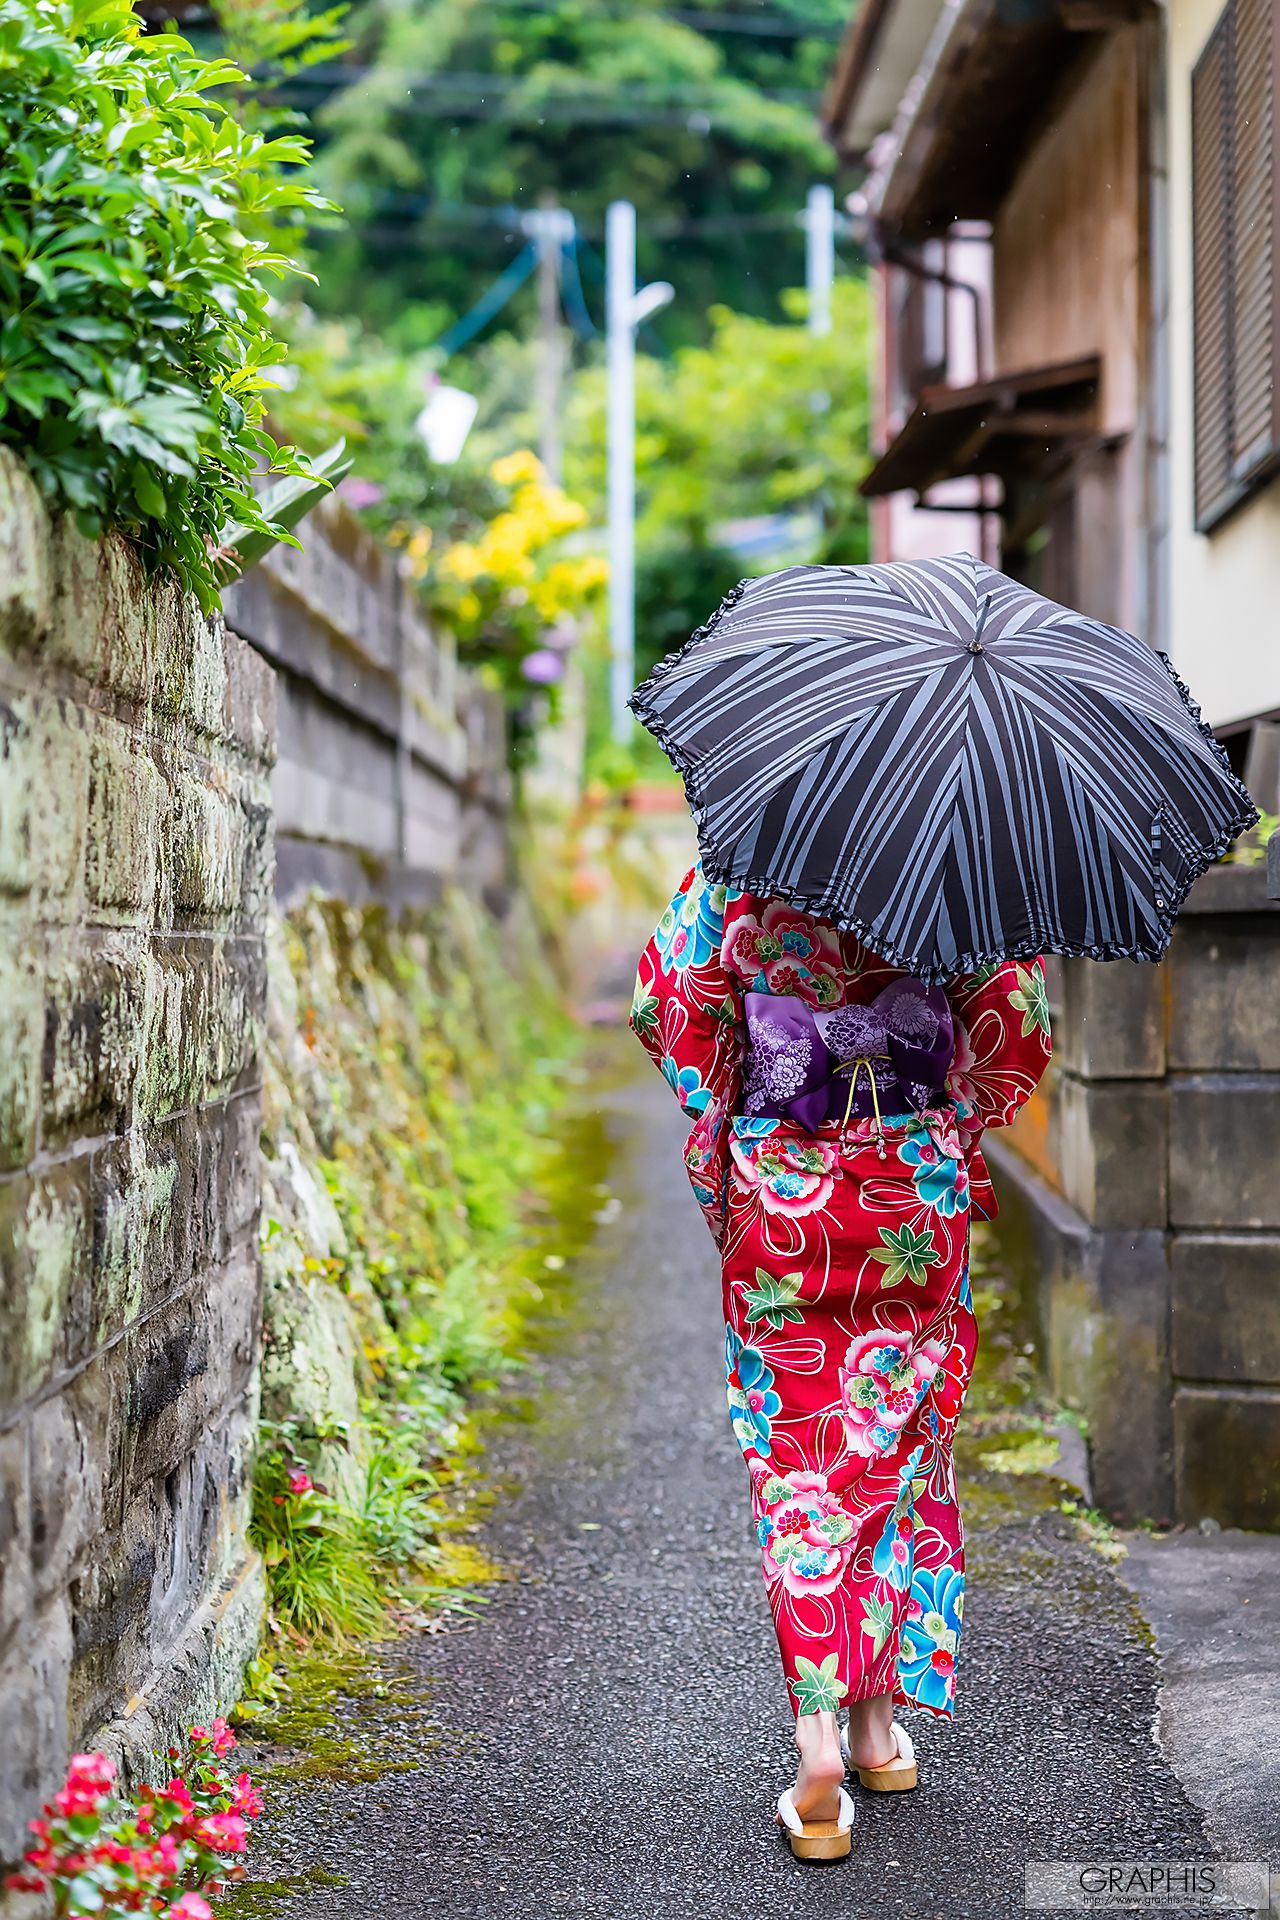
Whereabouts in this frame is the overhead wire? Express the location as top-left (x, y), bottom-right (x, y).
top-left (431, 241), bottom-right (539, 355)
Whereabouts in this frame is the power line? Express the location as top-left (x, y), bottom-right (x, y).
top-left (279, 66), bottom-right (822, 107)
top-left (559, 238), bottom-right (600, 338)
top-left (446, 0), bottom-right (845, 33)
top-left (432, 240), bottom-right (539, 355)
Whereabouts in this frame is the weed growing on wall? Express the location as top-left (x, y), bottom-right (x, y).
top-left (0, 0), bottom-right (331, 607)
top-left (251, 889), bottom-right (579, 1644)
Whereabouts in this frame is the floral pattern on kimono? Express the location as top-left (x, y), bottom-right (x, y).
top-left (631, 863), bottom-right (1051, 1721)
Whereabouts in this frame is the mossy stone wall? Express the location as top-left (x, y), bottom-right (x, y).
top-left (0, 450), bottom-right (272, 1857)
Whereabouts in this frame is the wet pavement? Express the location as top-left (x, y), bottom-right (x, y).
top-left (237, 1057), bottom-right (1259, 1920)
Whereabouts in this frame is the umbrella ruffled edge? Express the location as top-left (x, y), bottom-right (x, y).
top-left (631, 603), bottom-right (1262, 982)
top-left (627, 575), bottom-right (751, 710)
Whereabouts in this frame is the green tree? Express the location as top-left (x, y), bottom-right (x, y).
top-left (0, 0), bottom-right (330, 608)
top-left (302, 0), bottom-right (847, 339)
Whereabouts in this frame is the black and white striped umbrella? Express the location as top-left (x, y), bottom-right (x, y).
top-left (629, 553), bottom-right (1258, 981)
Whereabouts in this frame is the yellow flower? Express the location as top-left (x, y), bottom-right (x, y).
top-left (491, 449), bottom-right (544, 488)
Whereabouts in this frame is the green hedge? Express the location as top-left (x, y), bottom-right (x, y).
top-left (0, 0), bottom-right (328, 607)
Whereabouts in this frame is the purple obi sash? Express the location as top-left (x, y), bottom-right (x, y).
top-left (740, 979), bottom-right (954, 1133)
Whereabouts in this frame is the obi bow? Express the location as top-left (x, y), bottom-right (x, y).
top-left (740, 978), bottom-right (954, 1153)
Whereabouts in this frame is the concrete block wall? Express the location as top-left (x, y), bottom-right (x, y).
top-left (0, 452), bottom-right (271, 1854)
top-left (221, 494), bottom-right (512, 912)
top-left (989, 860), bottom-right (1280, 1530)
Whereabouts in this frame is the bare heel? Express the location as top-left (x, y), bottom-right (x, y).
top-left (848, 1721), bottom-right (918, 1793)
top-left (775, 1785), bottom-right (855, 1860)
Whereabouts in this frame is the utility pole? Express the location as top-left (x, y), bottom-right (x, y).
top-left (804, 183), bottom-right (835, 337)
top-left (523, 196), bottom-right (574, 482)
top-left (606, 199), bottom-right (673, 743)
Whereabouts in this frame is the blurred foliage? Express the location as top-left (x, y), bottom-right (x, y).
top-left (0, 0), bottom-right (332, 609)
top-left (1226, 807), bottom-right (1279, 865)
top-left (264, 305), bottom-right (605, 711)
top-left (301, 0), bottom-right (848, 344)
top-left (567, 277), bottom-right (872, 679)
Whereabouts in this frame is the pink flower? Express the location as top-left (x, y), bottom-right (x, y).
top-left (170, 1895), bottom-right (214, 1920)
top-left (67, 1753), bottom-right (116, 1789)
top-left (729, 1134), bottom-right (837, 1218)
top-left (287, 1469), bottom-right (313, 1495)
top-left (721, 903), bottom-right (843, 1006)
top-left (53, 1751), bottom-right (117, 1816)
top-left (231, 1772), bottom-right (264, 1820)
top-left (161, 1778), bottom-right (194, 1815)
top-left (210, 1716), bottom-right (237, 1757)
top-left (839, 1326), bottom-right (950, 1461)
top-left (196, 1811), bottom-right (248, 1852)
top-left (757, 1468), bottom-right (855, 1600)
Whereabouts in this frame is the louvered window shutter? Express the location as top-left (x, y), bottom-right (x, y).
top-left (1192, 0), bottom-right (1280, 531)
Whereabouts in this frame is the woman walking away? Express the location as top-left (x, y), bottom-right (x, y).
top-left (630, 864), bottom-right (1051, 1858)
top-left (625, 553), bottom-right (1254, 1859)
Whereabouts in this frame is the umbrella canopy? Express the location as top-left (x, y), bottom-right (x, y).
top-left (629, 553), bottom-right (1258, 982)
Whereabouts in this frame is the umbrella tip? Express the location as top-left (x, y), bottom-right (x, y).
top-left (968, 591), bottom-right (993, 653)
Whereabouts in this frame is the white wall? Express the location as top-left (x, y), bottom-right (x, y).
top-left (1167, 0), bottom-right (1280, 729)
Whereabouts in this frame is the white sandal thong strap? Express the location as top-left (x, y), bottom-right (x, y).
top-left (776, 1785), bottom-right (856, 1834)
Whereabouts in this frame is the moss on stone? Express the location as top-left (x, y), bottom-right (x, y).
top-left (251, 883), bottom-right (584, 1640)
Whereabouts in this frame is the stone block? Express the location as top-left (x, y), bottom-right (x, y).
top-left (169, 764), bottom-right (244, 920)
top-left (1170, 1075), bottom-right (1280, 1229)
top-left (46, 524), bottom-right (154, 705)
top-left (69, 1421), bottom-right (253, 1728)
top-left (89, 1126), bottom-right (182, 1339)
top-left (1056, 955), bottom-right (1166, 1079)
top-left (204, 939), bottom-right (266, 1099)
top-left (0, 1425), bottom-right (31, 1659)
top-left (0, 1598), bottom-right (72, 1863)
top-left (1168, 919), bottom-right (1280, 1071)
top-left (1050, 1230), bottom-right (1174, 1526)
top-left (1170, 1234), bottom-right (1280, 1383)
top-left (0, 695), bottom-right (91, 918)
top-left (222, 629), bottom-right (277, 770)
top-left (141, 941), bottom-right (208, 1119)
top-left (99, 1548), bottom-right (264, 1794)
top-left (29, 1353), bottom-right (128, 1603)
top-left (0, 697), bottom-right (34, 899)
top-left (144, 570), bottom-right (199, 721)
top-left (41, 935), bottom-right (146, 1147)
top-left (238, 791), bottom-right (274, 937)
top-left (163, 1108), bottom-right (223, 1287)
top-left (66, 1518), bottom-right (156, 1735)
top-left (0, 452), bottom-right (52, 654)
top-left (1173, 1387), bottom-right (1280, 1528)
top-left (122, 1252), bottom-right (259, 1491)
top-left (84, 726), bottom-right (167, 917)
top-left (141, 937), bottom-right (262, 1119)
top-left (0, 1154), bottom-right (93, 1399)
top-left (984, 1136), bottom-right (1176, 1523)
top-left (0, 939), bottom-right (42, 1172)
top-left (180, 614), bottom-right (230, 743)
top-left (29, 700), bottom-right (91, 915)
top-left (215, 1091), bottom-right (262, 1262)
top-left (1057, 1074), bottom-right (1168, 1228)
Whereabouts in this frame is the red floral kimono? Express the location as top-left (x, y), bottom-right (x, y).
top-left (630, 864), bottom-right (1051, 1722)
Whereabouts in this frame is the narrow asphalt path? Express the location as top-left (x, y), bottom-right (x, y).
top-left (242, 1055), bottom-right (1241, 1920)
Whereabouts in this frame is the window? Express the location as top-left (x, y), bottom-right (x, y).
top-left (1191, 0), bottom-right (1280, 531)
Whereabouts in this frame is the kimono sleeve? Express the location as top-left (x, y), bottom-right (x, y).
top-left (629, 864), bottom-right (743, 1243)
top-left (945, 956), bottom-right (1052, 1163)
